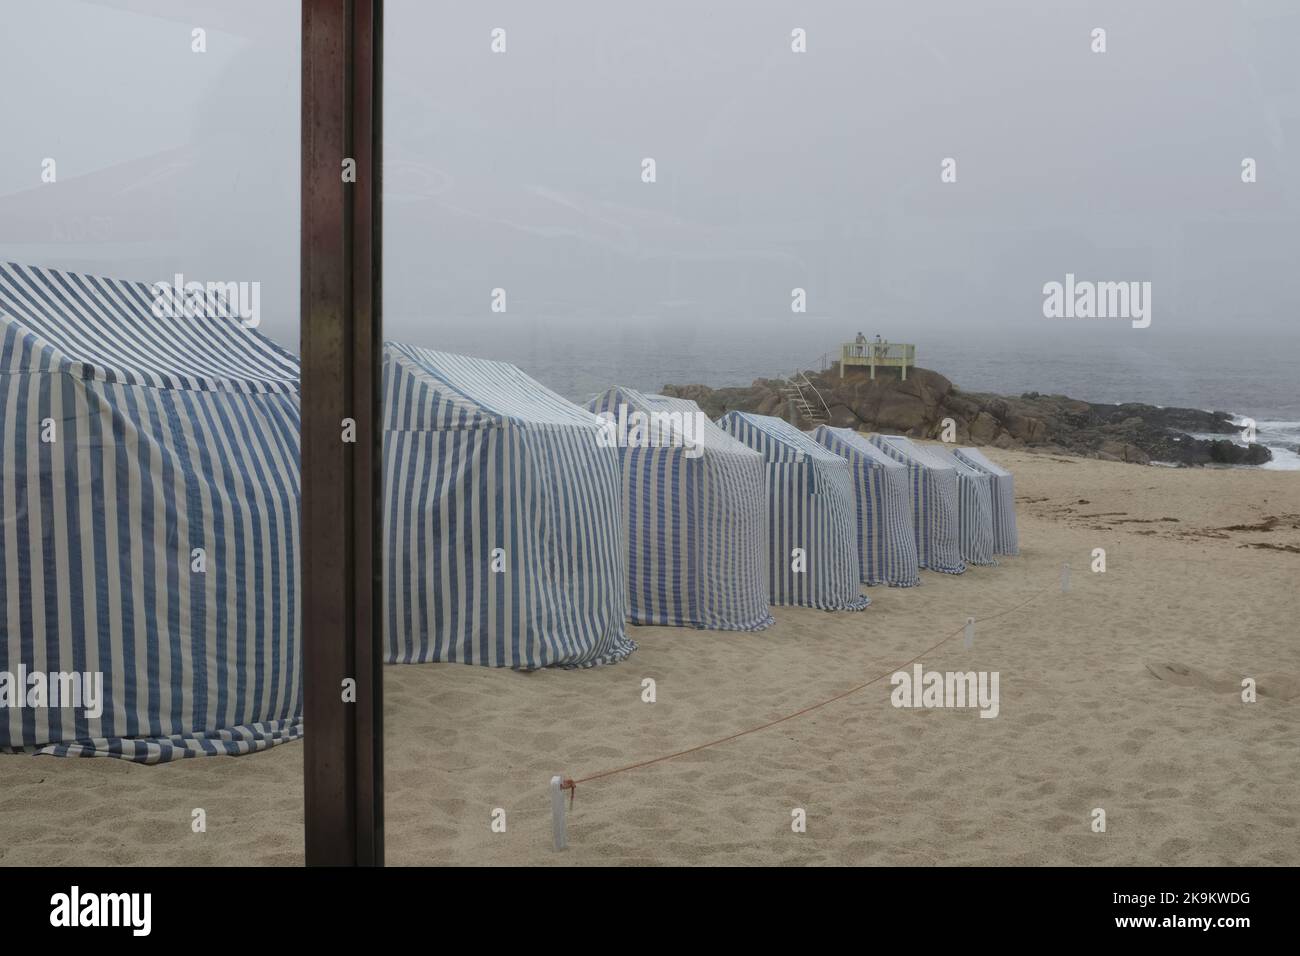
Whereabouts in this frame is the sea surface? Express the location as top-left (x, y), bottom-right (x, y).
top-left (393, 320), bottom-right (1300, 470)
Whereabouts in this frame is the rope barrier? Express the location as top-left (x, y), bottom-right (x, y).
top-left (558, 572), bottom-right (1063, 807)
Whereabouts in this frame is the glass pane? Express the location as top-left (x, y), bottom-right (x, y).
top-left (380, 2), bottom-right (1298, 866)
top-left (0, 1), bottom-right (302, 865)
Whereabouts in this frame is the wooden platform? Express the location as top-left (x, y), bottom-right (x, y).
top-left (839, 341), bottom-right (915, 380)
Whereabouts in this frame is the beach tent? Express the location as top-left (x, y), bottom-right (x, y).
top-left (383, 344), bottom-right (634, 668)
top-left (0, 262), bottom-right (302, 762)
top-left (927, 446), bottom-right (997, 566)
top-left (811, 426), bottom-right (920, 587)
top-left (869, 436), bottom-right (966, 575)
top-left (587, 388), bottom-right (772, 631)
top-left (954, 447), bottom-right (1020, 555)
top-left (717, 412), bottom-right (870, 611)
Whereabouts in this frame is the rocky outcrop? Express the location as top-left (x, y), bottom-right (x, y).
top-left (662, 364), bottom-right (1272, 467)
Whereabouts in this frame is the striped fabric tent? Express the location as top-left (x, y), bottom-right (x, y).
top-left (384, 344), bottom-right (635, 669)
top-left (0, 262), bottom-right (302, 762)
top-left (717, 412), bottom-right (869, 611)
top-left (869, 435), bottom-right (966, 575)
top-left (811, 426), bottom-right (920, 587)
top-left (587, 388), bottom-right (772, 631)
top-left (928, 446), bottom-right (997, 566)
top-left (955, 447), bottom-right (1020, 555)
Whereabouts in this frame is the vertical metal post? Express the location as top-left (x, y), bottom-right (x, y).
top-left (301, 0), bottom-right (384, 866)
top-left (550, 776), bottom-right (568, 851)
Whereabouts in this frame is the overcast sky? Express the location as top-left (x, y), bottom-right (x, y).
top-left (1, 0), bottom-right (1298, 355)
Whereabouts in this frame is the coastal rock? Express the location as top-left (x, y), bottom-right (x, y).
top-left (1206, 439), bottom-right (1272, 466)
top-left (1099, 440), bottom-right (1151, 465)
top-left (969, 411), bottom-right (1000, 443)
top-left (661, 362), bottom-right (1272, 468)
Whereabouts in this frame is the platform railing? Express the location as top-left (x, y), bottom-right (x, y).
top-left (839, 341), bottom-right (915, 380)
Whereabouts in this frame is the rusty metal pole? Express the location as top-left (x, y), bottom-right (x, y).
top-left (301, 0), bottom-right (384, 866)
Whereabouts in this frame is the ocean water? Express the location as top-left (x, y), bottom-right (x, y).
top-left (397, 320), bottom-right (1300, 470)
top-left (919, 334), bottom-right (1300, 472)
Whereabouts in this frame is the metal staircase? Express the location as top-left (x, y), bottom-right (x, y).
top-left (779, 367), bottom-right (832, 428)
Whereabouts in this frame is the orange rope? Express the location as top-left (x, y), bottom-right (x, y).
top-left (560, 576), bottom-right (1058, 801)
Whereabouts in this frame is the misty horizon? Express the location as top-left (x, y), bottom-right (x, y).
top-left (2, 0), bottom-right (1298, 370)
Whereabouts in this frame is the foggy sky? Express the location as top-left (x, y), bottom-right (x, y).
top-left (2, 0), bottom-right (1298, 355)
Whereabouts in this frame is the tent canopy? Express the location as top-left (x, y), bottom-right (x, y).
top-left (955, 447), bottom-right (1020, 555)
top-left (927, 445), bottom-right (997, 566)
top-left (0, 262), bottom-right (302, 762)
top-left (811, 426), bottom-right (920, 587)
top-left (870, 435), bottom-right (966, 575)
top-left (718, 412), bottom-right (869, 611)
top-left (588, 387), bottom-right (772, 631)
top-left (384, 344), bottom-right (634, 669)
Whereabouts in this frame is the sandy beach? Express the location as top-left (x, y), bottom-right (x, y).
top-left (3, 447), bottom-right (1297, 866)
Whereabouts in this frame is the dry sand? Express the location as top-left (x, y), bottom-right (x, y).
top-left (3, 449), bottom-right (1297, 866)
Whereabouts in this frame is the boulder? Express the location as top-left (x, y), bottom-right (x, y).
top-left (968, 411), bottom-right (1001, 443)
top-left (1100, 440), bottom-right (1151, 465)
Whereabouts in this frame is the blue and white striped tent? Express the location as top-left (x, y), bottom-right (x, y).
top-left (955, 447), bottom-right (1020, 555)
top-left (811, 426), bottom-right (920, 588)
top-left (717, 412), bottom-right (869, 611)
top-left (928, 446), bottom-right (997, 567)
top-left (384, 345), bottom-right (634, 669)
top-left (587, 388), bottom-right (772, 631)
top-left (0, 263), bottom-right (302, 762)
top-left (869, 435), bottom-right (966, 575)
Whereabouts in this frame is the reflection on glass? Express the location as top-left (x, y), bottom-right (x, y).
top-left (0, 0), bottom-right (302, 866)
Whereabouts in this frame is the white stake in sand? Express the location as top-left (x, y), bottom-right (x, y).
top-left (963, 616), bottom-right (975, 649)
top-left (550, 775), bottom-right (567, 851)
top-left (1061, 562), bottom-right (1071, 593)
